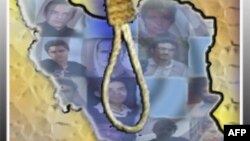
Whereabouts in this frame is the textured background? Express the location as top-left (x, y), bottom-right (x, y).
top-left (10, 0), bottom-right (239, 140)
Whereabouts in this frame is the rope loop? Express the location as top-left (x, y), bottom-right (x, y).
top-left (101, 24), bottom-right (150, 133)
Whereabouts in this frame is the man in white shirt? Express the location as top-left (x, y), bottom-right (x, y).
top-left (144, 39), bottom-right (187, 77)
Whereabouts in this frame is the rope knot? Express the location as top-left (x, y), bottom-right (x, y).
top-left (106, 0), bottom-right (136, 26)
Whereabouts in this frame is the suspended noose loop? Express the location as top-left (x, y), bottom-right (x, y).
top-left (101, 0), bottom-right (150, 133)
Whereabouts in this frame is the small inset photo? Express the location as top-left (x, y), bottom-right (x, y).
top-left (35, 0), bottom-right (85, 37)
top-left (86, 77), bottom-right (139, 141)
top-left (141, 38), bottom-right (188, 77)
top-left (31, 37), bottom-right (86, 77)
top-left (82, 38), bottom-right (137, 78)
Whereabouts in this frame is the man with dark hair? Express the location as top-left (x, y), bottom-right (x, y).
top-left (151, 118), bottom-right (189, 141)
top-left (144, 38), bottom-right (187, 77)
top-left (44, 39), bottom-right (69, 52)
top-left (138, 0), bottom-right (179, 61)
top-left (39, 39), bottom-right (86, 77)
top-left (93, 79), bottom-right (132, 118)
top-left (87, 78), bottom-right (138, 141)
top-left (88, 39), bottom-right (134, 77)
top-left (39, 0), bottom-right (79, 37)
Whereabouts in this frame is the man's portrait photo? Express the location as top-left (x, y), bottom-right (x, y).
top-left (143, 38), bottom-right (188, 77)
top-left (86, 77), bottom-right (139, 141)
top-left (36, 38), bottom-right (86, 77)
top-left (37, 0), bottom-right (84, 37)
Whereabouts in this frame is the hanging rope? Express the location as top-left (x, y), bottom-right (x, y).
top-left (101, 0), bottom-right (150, 133)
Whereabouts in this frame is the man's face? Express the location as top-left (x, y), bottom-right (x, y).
top-left (96, 41), bottom-right (124, 67)
top-left (108, 81), bottom-right (127, 105)
top-left (46, 4), bottom-right (74, 30)
top-left (97, 42), bottom-right (112, 67)
top-left (144, 9), bottom-right (173, 36)
top-left (48, 45), bottom-right (69, 63)
top-left (154, 42), bottom-right (176, 62)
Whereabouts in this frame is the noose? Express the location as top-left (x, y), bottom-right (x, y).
top-left (101, 0), bottom-right (150, 133)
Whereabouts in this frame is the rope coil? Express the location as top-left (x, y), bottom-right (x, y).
top-left (101, 0), bottom-right (150, 133)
